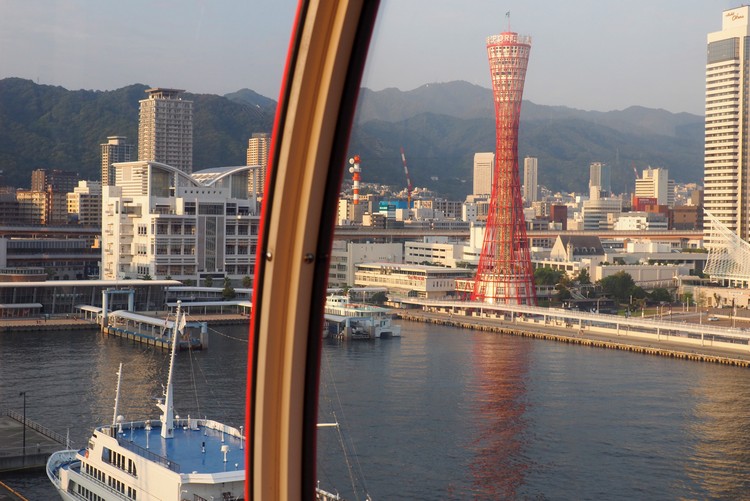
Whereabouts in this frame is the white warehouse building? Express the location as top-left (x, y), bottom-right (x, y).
top-left (102, 161), bottom-right (260, 284)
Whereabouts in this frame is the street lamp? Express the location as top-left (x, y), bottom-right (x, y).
top-left (18, 391), bottom-right (26, 458)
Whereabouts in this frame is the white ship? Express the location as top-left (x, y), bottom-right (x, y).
top-left (323, 295), bottom-right (401, 339)
top-left (47, 302), bottom-right (245, 501)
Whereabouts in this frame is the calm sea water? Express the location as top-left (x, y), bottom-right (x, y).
top-left (2, 321), bottom-right (750, 500)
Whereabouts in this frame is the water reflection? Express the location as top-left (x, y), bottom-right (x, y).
top-left (467, 334), bottom-right (531, 499)
top-left (687, 369), bottom-right (750, 498)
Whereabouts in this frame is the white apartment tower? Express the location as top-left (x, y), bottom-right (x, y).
top-left (523, 156), bottom-right (538, 204)
top-left (101, 136), bottom-right (133, 186)
top-left (705, 6), bottom-right (750, 242)
top-left (138, 88), bottom-right (193, 174)
top-left (247, 132), bottom-right (271, 196)
top-left (473, 152), bottom-right (494, 196)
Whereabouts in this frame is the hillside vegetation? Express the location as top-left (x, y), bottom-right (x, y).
top-left (0, 78), bottom-right (703, 199)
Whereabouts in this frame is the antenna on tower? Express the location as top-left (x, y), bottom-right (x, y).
top-left (505, 11), bottom-right (511, 31)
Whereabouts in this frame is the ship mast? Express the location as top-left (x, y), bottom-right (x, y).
top-left (158, 301), bottom-right (182, 439)
top-left (112, 363), bottom-right (123, 427)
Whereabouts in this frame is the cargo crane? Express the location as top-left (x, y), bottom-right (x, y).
top-left (400, 147), bottom-right (414, 208)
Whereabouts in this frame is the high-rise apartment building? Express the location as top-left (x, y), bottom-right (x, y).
top-left (634, 166), bottom-right (674, 207)
top-left (473, 152), bottom-right (494, 196)
top-left (101, 136), bottom-right (134, 186)
top-left (705, 6), bottom-right (750, 242)
top-left (30, 169), bottom-right (79, 193)
top-left (138, 88), bottom-right (193, 174)
top-left (589, 162), bottom-right (611, 196)
top-left (246, 132), bottom-right (271, 196)
top-left (523, 156), bottom-right (538, 204)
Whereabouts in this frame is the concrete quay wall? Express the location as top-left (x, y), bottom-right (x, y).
top-left (398, 311), bottom-right (750, 368)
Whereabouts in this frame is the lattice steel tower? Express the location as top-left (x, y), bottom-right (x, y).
top-left (472, 30), bottom-right (536, 305)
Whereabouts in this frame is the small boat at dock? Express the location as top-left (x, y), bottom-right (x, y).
top-left (323, 295), bottom-right (401, 340)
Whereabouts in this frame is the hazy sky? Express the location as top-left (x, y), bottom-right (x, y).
top-left (0, 0), bottom-right (738, 115)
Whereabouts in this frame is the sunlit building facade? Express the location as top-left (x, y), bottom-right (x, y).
top-left (247, 132), bottom-right (271, 196)
top-left (473, 152), bottom-right (494, 196)
top-left (138, 88), bottom-right (193, 174)
top-left (523, 156), bottom-right (538, 204)
top-left (101, 136), bottom-right (134, 186)
top-left (705, 6), bottom-right (750, 244)
top-left (102, 161), bottom-right (258, 284)
top-left (67, 180), bottom-right (102, 227)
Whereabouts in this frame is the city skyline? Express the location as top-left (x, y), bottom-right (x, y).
top-left (0, 1), bottom-right (738, 115)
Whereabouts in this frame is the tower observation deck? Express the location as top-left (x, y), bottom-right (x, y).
top-left (471, 31), bottom-right (537, 305)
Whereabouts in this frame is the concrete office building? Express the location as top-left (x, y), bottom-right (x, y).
top-left (523, 156), bottom-right (538, 204)
top-left (635, 167), bottom-right (674, 207)
top-left (589, 162), bottom-right (611, 196)
top-left (67, 180), bottom-right (102, 227)
top-left (473, 152), bottom-right (494, 196)
top-left (102, 161), bottom-right (259, 284)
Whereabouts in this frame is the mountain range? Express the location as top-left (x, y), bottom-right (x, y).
top-left (0, 78), bottom-right (703, 199)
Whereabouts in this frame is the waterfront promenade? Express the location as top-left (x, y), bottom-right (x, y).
top-left (399, 308), bottom-right (750, 367)
top-left (0, 411), bottom-right (66, 474)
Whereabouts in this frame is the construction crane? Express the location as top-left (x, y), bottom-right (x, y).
top-left (400, 147), bottom-right (414, 208)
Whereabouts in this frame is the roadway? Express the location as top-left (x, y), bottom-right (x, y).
top-left (334, 226), bottom-right (702, 242)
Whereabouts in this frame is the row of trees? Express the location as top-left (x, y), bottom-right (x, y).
top-left (534, 267), bottom-right (673, 306)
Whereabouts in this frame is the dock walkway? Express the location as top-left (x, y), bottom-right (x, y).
top-left (0, 411), bottom-right (68, 473)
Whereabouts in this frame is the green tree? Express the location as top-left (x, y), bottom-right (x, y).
top-left (576, 268), bottom-right (591, 285)
top-left (222, 277), bottom-right (236, 300)
top-left (598, 271), bottom-right (636, 303)
top-left (369, 291), bottom-right (388, 305)
top-left (204, 276), bottom-right (214, 287)
top-left (534, 267), bottom-right (564, 286)
top-left (242, 275), bottom-right (253, 288)
top-left (649, 288), bottom-right (672, 304)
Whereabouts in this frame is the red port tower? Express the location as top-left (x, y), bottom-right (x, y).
top-left (471, 30), bottom-right (537, 305)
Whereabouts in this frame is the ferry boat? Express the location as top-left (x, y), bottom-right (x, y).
top-left (323, 295), bottom-right (401, 339)
top-left (47, 302), bottom-right (244, 501)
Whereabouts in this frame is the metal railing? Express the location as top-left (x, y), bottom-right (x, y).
top-left (4, 409), bottom-right (71, 446)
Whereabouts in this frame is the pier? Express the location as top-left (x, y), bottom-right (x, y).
top-left (398, 308), bottom-right (750, 367)
top-left (0, 410), bottom-right (68, 473)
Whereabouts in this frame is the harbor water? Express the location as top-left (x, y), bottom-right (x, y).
top-left (2, 320), bottom-right (750, 499)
